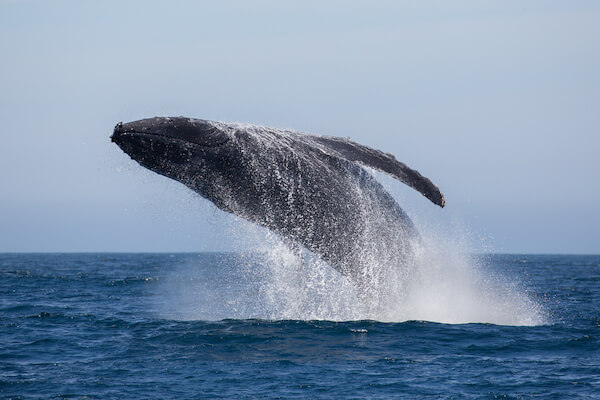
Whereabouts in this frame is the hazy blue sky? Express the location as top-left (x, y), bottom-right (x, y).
top-left (1, 1), bottom-right (598, 253)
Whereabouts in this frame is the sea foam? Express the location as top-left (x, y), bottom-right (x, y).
top-left (158, 217), bottom-right (547, 326)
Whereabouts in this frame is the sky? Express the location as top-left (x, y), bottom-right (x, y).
top-left (0, 0), bottom-right (598, 253)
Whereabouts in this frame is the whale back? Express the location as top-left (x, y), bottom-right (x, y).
top-left (181, 124), bottom-right (418, 280)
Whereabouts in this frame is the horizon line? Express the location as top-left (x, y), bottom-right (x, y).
top-left (0, 251), bottom-right (599, 256)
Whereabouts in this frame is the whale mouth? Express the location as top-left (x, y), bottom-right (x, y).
top-left (111, 117), bottom-right (230, 148)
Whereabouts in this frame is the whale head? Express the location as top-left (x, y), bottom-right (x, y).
top-left (111, 117), bottom-right (230, 148)
top-left (112, 116), bottom-right (231, 166)
top-left (111, 117), bottom-right (242, 204)
top-left (111, 116), bottom-right (230, 157)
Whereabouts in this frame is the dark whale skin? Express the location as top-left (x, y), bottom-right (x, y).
top-left (111, 117), bottom-right (444, 282)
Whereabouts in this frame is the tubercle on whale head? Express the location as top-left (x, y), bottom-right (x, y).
top-left (110, 122), bottom-right (122, 143)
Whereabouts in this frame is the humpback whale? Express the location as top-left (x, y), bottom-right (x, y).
top-left (111, 117), bottom-right (444, 284)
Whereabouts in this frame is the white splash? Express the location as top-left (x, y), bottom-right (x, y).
top-left (157, 217), bottom-right (547, 326)
top-left (391, 231), bottom-right (546, 326)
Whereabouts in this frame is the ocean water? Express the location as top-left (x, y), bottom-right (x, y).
top-left (1, 252), bottom-right (599, 399)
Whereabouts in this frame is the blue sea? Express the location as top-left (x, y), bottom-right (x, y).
top-left (1, 253), bottom-right (599, 399)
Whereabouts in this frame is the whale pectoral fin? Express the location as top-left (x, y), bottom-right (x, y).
top-left (313, 136), bottom-right (445, 207)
